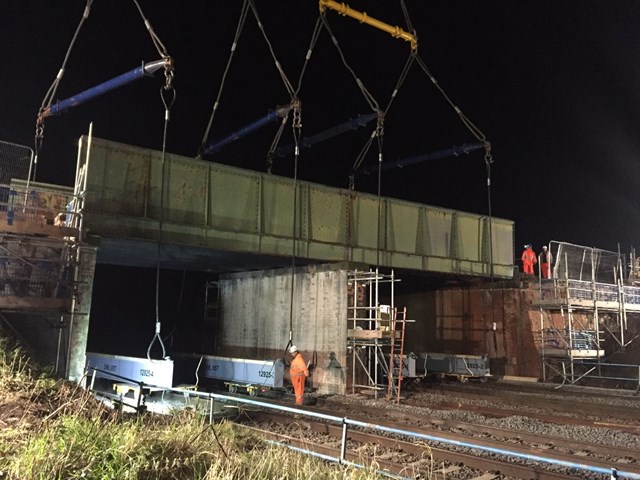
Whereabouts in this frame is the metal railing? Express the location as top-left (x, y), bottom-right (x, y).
top-left (0, 183), bottom-right (78, 300)
top-left (84, 367), bottom-right (640, 479)
top-left (0, 183), bottom-right (77, 227)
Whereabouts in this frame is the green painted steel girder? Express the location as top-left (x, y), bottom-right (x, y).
top-left (78, 137), bottom-right (515, 278)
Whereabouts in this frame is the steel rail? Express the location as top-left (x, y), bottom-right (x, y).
top-left (191, 390), bottom-right (640, 479)
top-left (242, 415), bottom-right (579, 480)
top-left (313, 400), bottom-right (640, 463)
top-left (84, 378), bottom-right (640, 479)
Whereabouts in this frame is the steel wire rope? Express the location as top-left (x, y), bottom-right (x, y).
top-left (248, 0), bottom-right (301, 176)
top-left (35, 0), bottom-right (94, 181)
top-left (129, 0), bottom-right (178, 361)
top-left (39, 0), bottom-right (93, 114)
top-left (375, 119), bottom-right (384, 269)
top-left (381, 54), bottom-right (415, 116)
top-left (413, 50), bottom-right (497, 350)
top-left (244, 1), bottom-right (309, 353)
top-left (247, 0), bottom-right (296, 99)
top-left (412, 52), bottom-right (495, 276)
top-left (294, 17), bottom-right (324, 97)
top-left (245, 0), bottom-right (298, 351)
top-left (399, 0), bottom-right (415, 37)
top-left (317, 11), bottom-right (383, 192)
top-left (274, 15), bottom-right (322, 356)
top-left (350, 53), bottom-right (414, 185)
top-left (317, 5), bottom-right (416, 277)
top-left (349, 132), bottom-right (376, 190)
top-left (198, 0), bottom-right (251, 157)
top-left (349, 0), bottom-right (417, 181)
top-left (266, 114), bottom-right (290, 173)
top-left (394, 1), bottom-right (498, 355)
top-left (147, 70), bottom-right (176, 361)
top-left (316, 8), bottom-right (415, 191)
top-left (285, 104), bottom-right (303, 351)
top-left (266, 16), bottom-right (323, 171)
top-left (319, 13), bottom-right (379, 112)
top-left (278, 8), bottom-right (386, 353)
top-left (412, 54), bottom-right (490, 150)
top-left (131, 0), bottom-right (170, 58)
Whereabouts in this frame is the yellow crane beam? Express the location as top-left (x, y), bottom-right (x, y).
top-left (319, 0), bottom-right (417, 50)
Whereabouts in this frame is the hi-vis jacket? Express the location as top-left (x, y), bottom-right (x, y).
top-left (290, 353), bottom-right (309, 377)
top-left (521, 248), bottom-right (537, 266)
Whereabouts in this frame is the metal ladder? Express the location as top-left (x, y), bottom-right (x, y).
top-left (387, 306), bottom-right (406, 403)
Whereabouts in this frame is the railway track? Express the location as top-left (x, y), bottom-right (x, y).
top-left (314, 401), bottom-right (640, 464)
top-left (133, 384), bottom-right (640, 477)
top-left (318, 394), bottom-right (640, 437)
top-left (238, 410), bottom-right (639, 479)
top-left (417, 381), bottom-right (640, 423)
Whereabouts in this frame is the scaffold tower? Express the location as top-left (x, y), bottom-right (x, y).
top-left (347, 268), bottom-right (405, 399)
top-left (536, 241), bottom-right (640, 388)
top-left (0, 139), bottom-right (94, 379)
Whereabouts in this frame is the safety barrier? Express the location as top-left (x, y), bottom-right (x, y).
top-left (85, 367), bottom-right (640, 479)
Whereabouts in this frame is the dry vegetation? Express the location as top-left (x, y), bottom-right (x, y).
top-left (0, 334), bottom-right (382, 480)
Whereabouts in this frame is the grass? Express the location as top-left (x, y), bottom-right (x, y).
top-left (0, 333), bottom-right (386, 480)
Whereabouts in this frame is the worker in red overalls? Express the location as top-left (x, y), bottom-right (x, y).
top-left (288, 345), bottom-right (309, 405)
top-left (521, 244), bottom-right (537, 275)
top-left (539, 245), bottom-right (553, 279)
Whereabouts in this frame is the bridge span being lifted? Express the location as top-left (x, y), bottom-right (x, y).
top-left (77, 136), bottom-right (514, 278)
top-left (0, 134), bottom-right (515, 385)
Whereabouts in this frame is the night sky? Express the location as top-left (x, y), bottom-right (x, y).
top-left (3, 1), bottom-right (640, 258)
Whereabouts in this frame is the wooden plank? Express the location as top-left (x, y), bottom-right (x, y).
top-left (0, 212), bottom-right (78, 238)
top-left (0, 296), bottom-right (69, 311)
top-left (347, 328), bottom-right (388, 339)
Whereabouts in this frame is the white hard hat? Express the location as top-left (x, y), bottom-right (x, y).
top-left (542, 245), bottom-right (548, 250)
top-left (289, 345), bottom-right (298, 354)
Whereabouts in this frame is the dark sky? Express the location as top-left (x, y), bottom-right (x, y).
top-left (3, 1), bottom-right (640, 257)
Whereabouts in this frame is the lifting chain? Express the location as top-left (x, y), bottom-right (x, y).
top-left (292, 97), bottom-right (302, 131)
top-left (484, 141), bottom-right (493, 165)
top-left (375, 111), bottom-right (384, 139)
top-left (35, 123), bottom-right (44, 146)
top-left (163, 57), bottom-right (175, 91)
top-left (160, 58), bottom-right (176, 121)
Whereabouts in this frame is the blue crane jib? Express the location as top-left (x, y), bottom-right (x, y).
top-left (359, 143), bottom-right (485, 175)
top-left (202, 104), bottom-right (293, 156)
top-left (274, 113), bottom-right (377, 158)
top-left (38, 58), bottom-right (169, 122)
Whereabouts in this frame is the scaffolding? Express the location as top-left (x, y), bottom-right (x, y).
top-left (387, 306), bottom-right (406, 403)
top-left (0, 139), bottom-right (84, 376)
top-left (537, 241), bottom-right (640, 388)
top-left (347, 268), bottom-right (406, 399)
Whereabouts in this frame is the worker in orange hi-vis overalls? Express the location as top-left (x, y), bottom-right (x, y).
top-left (288, 345), bottom-right (309, 405)
top-left (521, 244), bottom-right (537, 275)
top-left (539, 245), bottom-right (553, 279)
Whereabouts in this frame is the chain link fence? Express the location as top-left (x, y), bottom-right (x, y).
top-left (0, 140), bottom-right (33, 185)
top-left (546, 241), bottom-right (640, 306)
top-left (550, 241), bottom-right (626, 283)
